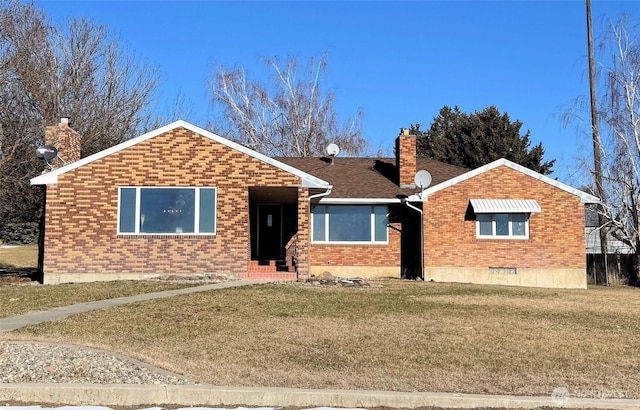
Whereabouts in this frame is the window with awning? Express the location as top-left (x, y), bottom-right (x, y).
top-left (471, 199), bottom-right (539, 239)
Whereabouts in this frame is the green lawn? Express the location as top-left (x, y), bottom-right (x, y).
top-left (3, 279), bottom-right (639, 398)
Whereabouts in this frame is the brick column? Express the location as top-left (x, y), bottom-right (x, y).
top-left (395, 130), bottom-right (417, 188)
top-left (296, 187), bottom-right (310, 279)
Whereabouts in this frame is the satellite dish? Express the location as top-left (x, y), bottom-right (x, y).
top-left (414, 170), bottom-right (432, 189)
top-left (326, 143), bottom-right (340, 157)
top-left (36, 145), bottom-right (58, 162)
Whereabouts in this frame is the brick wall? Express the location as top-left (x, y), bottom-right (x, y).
top-left (423, 165), bottom-right (586, 270)
top-left (43, 127), bottom-right (303, 278)
top-left (309, 221), bottom-right (401, 268)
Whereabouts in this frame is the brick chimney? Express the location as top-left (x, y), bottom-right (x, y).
top-left (396, 128), bottom-right (417, 188)
top-left (45, 117), bottom-right (81, 165)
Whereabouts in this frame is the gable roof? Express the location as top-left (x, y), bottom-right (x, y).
top-left (409, 158), bottom-right (600, 204)
top-left (30, 120), bottom-right (331, 189)
top-left (277, 156), bottom-right (468, 201)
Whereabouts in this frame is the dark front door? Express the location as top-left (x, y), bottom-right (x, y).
top-left (257, 204), bottom-right (283, 259)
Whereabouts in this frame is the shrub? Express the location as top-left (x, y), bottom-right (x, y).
top-left (0, 222), bottom-right (39, 244)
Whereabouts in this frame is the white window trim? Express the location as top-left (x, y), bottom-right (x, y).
top-left (311, 205), bottom-right (389, 245)
top-left (117, 186), bottom-right (217, 235)
top-left (476, 213), bottom-right (530, 240)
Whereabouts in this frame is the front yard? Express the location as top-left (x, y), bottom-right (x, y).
top-left (0, 244), bottom-right (37, 268)
top-left (2, 279), bottom-right (639, 398)
top-left (0, 245), bottom-right (203, 317)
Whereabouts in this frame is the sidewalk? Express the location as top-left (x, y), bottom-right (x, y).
top-left (0, 280), bottom-right (265, 332)
top-left (1, 280), bottom-right (639, 409)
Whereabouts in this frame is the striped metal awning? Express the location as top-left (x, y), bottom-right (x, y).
top-left (470, 199), bottom-right (541, 213)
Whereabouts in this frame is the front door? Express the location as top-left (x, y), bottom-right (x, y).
top-left (257, 204), bottom-right (283, 259)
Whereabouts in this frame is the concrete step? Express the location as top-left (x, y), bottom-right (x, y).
top-left (240, 271), bottom-right (297, 280)
top-left (248, 259), bottom-right (295, 274)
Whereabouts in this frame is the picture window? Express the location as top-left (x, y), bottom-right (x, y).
top-left (118, 187), bottom-right (216, 235)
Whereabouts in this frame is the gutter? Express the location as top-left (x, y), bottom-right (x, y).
top-left (317, 197), bottom-right (402, 204)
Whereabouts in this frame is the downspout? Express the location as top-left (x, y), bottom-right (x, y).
top-left (308, 186), bottom-right (333, 201)
top-left (37, 185), bottom-right (46, 284)
top-left (404, 199), bottom-right (424, 280)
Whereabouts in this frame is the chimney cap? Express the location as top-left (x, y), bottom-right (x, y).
top-left (400, 127), bottom-right (410, 136)
top-left (60, 117), bottom-right (70, 126)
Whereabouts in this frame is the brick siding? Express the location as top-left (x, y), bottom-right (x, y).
top-left (309, 221), bottom-right (401, 268)
top-left (42, 127), bottom-right (303, 278)
top-left (396, 134), bottom-right (417, 188)
top-left (45, 119), bottom-right (81, 165)
top-left (423, 165), bottom-right (586, 270)
top-left (296, 188), bottom-right (311, 277)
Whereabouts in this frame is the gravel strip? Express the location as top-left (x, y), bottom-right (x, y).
top-left (0, 341), bottom-right (196, 385)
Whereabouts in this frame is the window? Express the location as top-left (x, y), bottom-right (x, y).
top-left (118, 187), bottom-right (216, 234)
top-left (312, 205), bottom-right (388, 243)
top-left (476, 213), bottom-right (529, 239)
top-left (471, 198), bottom-right (539, 240)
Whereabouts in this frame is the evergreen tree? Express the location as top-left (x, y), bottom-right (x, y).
top-left (413, 105), bottom-right (554, 175)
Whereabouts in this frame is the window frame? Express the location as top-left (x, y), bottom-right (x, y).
top-left (311, 204), bottom-right (389, 244)
top-left (117, 186), bottom-right (217, 235)
top-left (476, 213), bottom-right (530, 240)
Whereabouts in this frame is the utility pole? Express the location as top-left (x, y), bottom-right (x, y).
top-left (586, 0), bottom-right (608, 284)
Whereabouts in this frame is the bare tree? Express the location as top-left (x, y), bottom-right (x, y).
top-left (0, 0), bottom-right (54, 231)
top-left (0, 0), bottom-right (161, 240)
top-left (594, 15), bottom-right (640, 285)
top-left (209, 55), bottom-right (366, 157)
top-left (54, 17), bottom-right (159, 156)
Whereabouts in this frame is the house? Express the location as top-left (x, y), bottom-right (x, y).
top-left (585, 206), bottom-right (633, 255)
top-left (31, 119), bottom-right (599, 288)
top-left (585, 206), bottom-right (634, 285)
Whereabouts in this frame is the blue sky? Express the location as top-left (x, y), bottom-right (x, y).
top-left (35, 1), bottom-right (640, 183)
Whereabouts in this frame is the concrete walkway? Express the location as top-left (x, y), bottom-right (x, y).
top-left (2, 280), bottom-right (640, 409)
top-left (0, 280), bottom-right (265, 332)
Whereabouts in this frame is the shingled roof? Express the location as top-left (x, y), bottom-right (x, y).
top-left (277, 157), bottom-right (467, 199)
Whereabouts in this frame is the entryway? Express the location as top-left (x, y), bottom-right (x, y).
top-left (245, 187), bottom-right (299, 279)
